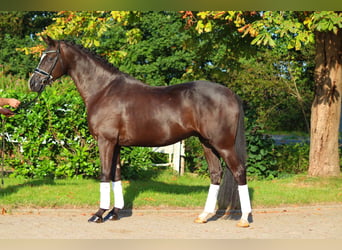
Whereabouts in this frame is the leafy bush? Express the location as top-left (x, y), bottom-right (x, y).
top-left (1, 80), bottom-right (97, 178)
top-left (245, 120), bottom-right (278, 179)
top-left (0, 34), bottom-right (40, 78)
top-left (121, 146), bottom-right (158, 180)
top-left (184, 113), bottom-right (279, 180)
top-left (185, 115), bottom-right (312, 180)
top-left (184, 137), bottom-right (207, 175)
top-left (275, 143), bottom-right (310, 176)
top-left (0, 77), bottom-right (156, 179)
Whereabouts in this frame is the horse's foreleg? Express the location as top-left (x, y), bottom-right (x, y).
top-left (107, 149), bottom-right (124, 221)
top-left (88, 137), bottom-right (115, 223)
top-left (113, 150), bottom-right (124, 210)
top-left (113, 181), bottom-right (124, 209)
top-left (106, 180), bottom-right (124, 221)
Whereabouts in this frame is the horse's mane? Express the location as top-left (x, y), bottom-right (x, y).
top-left (62, 40), bottom-right (121, 74)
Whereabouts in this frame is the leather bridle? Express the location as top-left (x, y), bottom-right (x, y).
top-left (34, 41), bottom-right (63, 85)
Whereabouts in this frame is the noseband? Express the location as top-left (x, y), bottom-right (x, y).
top-left (34, 41), bottom-right (62, 85)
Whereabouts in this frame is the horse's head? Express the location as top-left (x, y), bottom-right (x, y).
top-left (29, 36), bottom-right (66, 93)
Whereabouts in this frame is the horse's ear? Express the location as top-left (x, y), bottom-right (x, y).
top-left (42, 36), bottom-right (55, 46)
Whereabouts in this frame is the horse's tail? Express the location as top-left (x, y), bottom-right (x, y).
top-left (217, 95), bottom-right (247, 212)
top-left (234, 96), bottom-right (248, 167)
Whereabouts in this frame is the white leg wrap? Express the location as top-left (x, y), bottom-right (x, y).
top-left (112, 180), bottom-right (124, 209)
top-left (204, 184), bottom-right (220, 213)
top-left (100, 182), bottom-right (111, 210)
top-left (197, 184), bottom-right (220, 221)
top-left (238, 184), bottom-right (252, 221)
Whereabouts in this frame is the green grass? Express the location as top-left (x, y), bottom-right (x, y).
top-left (248, 175), bottom-right (342, 208)
top-left (0, 171), bottom-right (341, 211)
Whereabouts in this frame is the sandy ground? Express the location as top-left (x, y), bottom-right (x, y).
top-left (0, 204), bottom-right (341, 239)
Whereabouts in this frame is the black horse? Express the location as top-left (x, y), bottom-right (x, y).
top-left (29, 36), bottom-right (252, 227)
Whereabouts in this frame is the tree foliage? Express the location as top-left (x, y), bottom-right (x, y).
top-left (184, 11), bottom-right (342, 50)
top-left (183, 11), bottom-right (342, 177)
top-left (0, 11), bottom-right (55, 39)
top-left (0, 11), bottom-right (55, 77)
top-left (1, 11), bottom-right (327, 179)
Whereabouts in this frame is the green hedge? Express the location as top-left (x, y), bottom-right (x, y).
top-left (1, 77), bottom-right (162, 179)
top-left (184, 110), bottom-right (310, 180)
top-left (185, 114), bottom-right (280, 180)
top-left (1, 78), bottom-right (97, 178)
top-left (1, 76), bottom-right (309, 180)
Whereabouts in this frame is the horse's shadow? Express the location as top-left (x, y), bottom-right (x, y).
top-left (206, 208), bottom-right (254, 223)
top-left (205, 187), bottom-right (254, 223)
top-left (114, 179), bottom-right (208, 220)
top-left (114, 179), bottom-right (254, 223)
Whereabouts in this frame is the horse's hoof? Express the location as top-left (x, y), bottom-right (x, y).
top-left (236, 219), bottom-right (250, 228)
top-left (107, 211), bottom-right (119, 221)
top-left (194, 217), bottom-right (207, 223)
top-left (88, 214), bottom-right (104, 223)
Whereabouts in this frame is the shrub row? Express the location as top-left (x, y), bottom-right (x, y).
top-left (1, 77), bottom-right (309, 180)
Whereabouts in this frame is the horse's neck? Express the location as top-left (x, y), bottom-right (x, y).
top-left (66, 48), bottom-right (117, 106)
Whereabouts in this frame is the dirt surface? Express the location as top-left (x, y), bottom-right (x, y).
top-left (0, 205), bottom-right (341, 239)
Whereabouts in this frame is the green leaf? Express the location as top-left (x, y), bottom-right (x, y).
top-left (93, 39), bottom-right (100, 47)
top-left (204, 21), bottom-right (212, 33)
top-left (196, 20), bottom-right (205, 34)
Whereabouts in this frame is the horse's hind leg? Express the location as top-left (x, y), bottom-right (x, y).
top-left (217, 145), bottom-right (251, 228)
top-left (194, 142), bottom-right (222, 223)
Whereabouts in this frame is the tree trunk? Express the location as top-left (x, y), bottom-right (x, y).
top-left (308, 30), bottom-right (342, 177)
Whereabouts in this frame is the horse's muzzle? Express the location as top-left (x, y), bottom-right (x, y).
top-left (28, 73), bottom-right (46, 93)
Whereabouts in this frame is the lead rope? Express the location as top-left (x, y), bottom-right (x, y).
top-left (14, 91), bottom-right (42, 114)
top-left (1, 116), bottom-right (5, 187)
